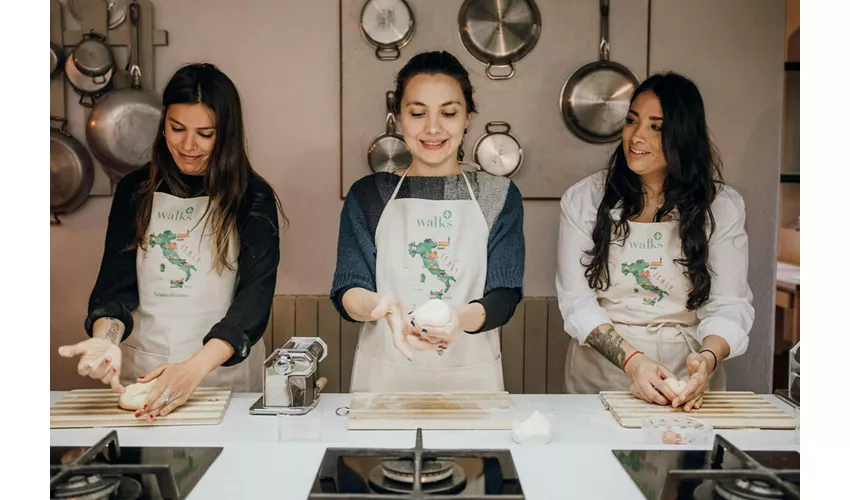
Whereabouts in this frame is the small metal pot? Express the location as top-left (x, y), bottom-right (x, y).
top-left (367, 91), bottom-right (412, 173)
top-left (472, 121), bottom-right (523, 177)
top-left (50, 43), bottom-right (65, 79)
top-left (65, 51), bottom-right (112, 107)
top-left (51, 117), bottom-right (95, 222)
top-left (72, 32), bottom-right (114, 83)
top-left (360, 0), bottom-right (415, 61)
top-left (458, 0), bottom-right (542, 80)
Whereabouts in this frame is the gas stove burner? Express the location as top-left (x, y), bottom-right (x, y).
top-left (382, 458), bottom-right (455, 483)
top-left (52, 474), bottom-right (122, 500)
top-left (367, 458), bottom-right (468, 495)
top-left (714, 478), bottom-right (786, 500)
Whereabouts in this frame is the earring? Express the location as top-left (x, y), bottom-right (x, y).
top-left (457, 128), bottom-right (468, 162)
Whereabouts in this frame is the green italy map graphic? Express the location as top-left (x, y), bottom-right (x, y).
top-left (408, 238), bottom-right (456, 299)
top-left (621, 259), bottom-right (668, 306)
top-left (149, 230), bottom-right (197, 287)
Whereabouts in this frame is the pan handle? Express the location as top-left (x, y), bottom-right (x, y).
top-left (376, 45), bottom-right (400, 61)
top-left (599, 0), bottom-right (611, 61)
top-left (385, 113), bottom-right (399, 135)
top-left (485, 121), bottom-right (512, 135)
top-left (486, 63), bottom-right (515, 80)
top-left (385, 90), bottom-right (396, 114)
top-left (50, 116), bottom-right (68, 131)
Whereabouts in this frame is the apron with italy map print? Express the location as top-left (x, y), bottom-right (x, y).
top-left (349, 171), bottom-right (504, 392)
top-left (565, 219), bottom-right (726, 394)
top-left (119, 192), bottom-right (265, 392)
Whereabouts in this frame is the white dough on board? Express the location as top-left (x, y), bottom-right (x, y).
top-left (118, 379), bottom-right (157, 411)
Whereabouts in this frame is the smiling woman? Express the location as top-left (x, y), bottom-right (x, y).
top-left (555, 72), bottom-right (755, 413)
top-left (331, 51), bottom-right (526, 394)
top-left (58, 63), bottom-right (287, 421)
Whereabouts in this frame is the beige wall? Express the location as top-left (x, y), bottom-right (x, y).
top-left (51, 0), bottom-right (785, 392)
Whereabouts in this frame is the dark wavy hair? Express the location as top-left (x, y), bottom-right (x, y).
top-left (584, 72), bottom-right (724, 310)
top-left (133, 63), bottom-right (286, 273)
top-left (392, 51), bottom-right (476, 161)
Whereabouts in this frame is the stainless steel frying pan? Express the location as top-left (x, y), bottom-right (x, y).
top-left (559, 0), bottom-right (639, 143)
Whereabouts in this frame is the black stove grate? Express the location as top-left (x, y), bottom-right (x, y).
top-left (50, 430), bottom-right (180, 499)
top-left (659, 434), bottom-right (800, 500)
top-left (309, 428), bottom-right (524, 499)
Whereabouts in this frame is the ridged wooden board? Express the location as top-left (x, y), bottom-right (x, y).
top-left (348, 392), bottom-right (514, 430)
top-left (50, 388), bottom-right (232, 429)
top-left (599, 391), bottom-right (798, 429)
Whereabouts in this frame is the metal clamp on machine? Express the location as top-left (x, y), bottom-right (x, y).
top-left (249, 337), bottom-right (328, 415)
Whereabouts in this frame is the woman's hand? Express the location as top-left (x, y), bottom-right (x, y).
top-left (58, 338), bottom-right (124, 392)
top-left (370, 294), bottom-right (444, 360)
top-left (133, 360), bottom-right (208, 421)
top-left (672, 352), bottom-right (713, 412)
top-left (624, 354), bottom-right (680, 405)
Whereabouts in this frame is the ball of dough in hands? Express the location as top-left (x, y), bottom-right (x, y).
top-left (664, 377), bottom-right (688, 396)
top-left (412, 299), bottom-right (452, 327)
top-left (118, 379), bottom-right (157, 411)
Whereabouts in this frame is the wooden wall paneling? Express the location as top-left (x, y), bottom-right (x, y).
top-left (546, 298), bottom-right (569, 394)
top-left (272, 296), bottom-right (295, 351)
top-left (523, 299), bottom-right (548, 394)
top-left (501, 300), bottom-right (526, 394)
top-left (339, 320), bottom-right (360, 392)
top-left (317, 298), bottom-right (342, 392)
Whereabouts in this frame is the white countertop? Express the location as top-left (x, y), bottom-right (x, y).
top-left (50, 392), bottom-right (800, 499)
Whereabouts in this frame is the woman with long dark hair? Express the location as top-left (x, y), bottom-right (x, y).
top-left (556, 72), bottom-right (754, 412)
top-left (331, 51), bottom-right (525, 392)
top-left (59, 63), bottom-right (285, 419)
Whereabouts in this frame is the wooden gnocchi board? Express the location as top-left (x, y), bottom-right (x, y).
top-left (348, 392), bottom-right (514, 430)
top-left (599, 391), bottom-right (798, 429)
top-left (50, 388), bottom-right (232, 429)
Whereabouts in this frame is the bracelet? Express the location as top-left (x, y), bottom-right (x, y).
top-left (699, 349), bottom-right (718, 371)
top-left (623, 351), bottom-right (643, 371)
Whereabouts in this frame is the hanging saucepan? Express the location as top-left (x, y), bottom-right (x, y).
top-left (64, 49), bottom-right (112, 107)
top-left (367, 91), bottom-right (412, 173)
top-left (68, 0), bottom-right (131, 30)
top-left (458, 0), bottom-right (542, 80)
top-left (472, 121), bottom-right (523, 177)
top-left (559, 0), bottom-right (639, 144)
top-left (86, 2), bottom-right (162, 181)
top-left (360, 0), bottom-right (415, 61)
top-left (51, 117), bottom-right (95, 223)
top-left (50, 42), bottom-right (65, 79)
top-left (72, 32), bottom-right (114, 85)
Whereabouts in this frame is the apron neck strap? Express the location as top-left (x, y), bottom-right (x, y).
top-left (460, 170), bottom-right (477, 202)
top-left (388, 169), bottom-right (478, 203)
top-left (389, 170), bottom-right (409, 201)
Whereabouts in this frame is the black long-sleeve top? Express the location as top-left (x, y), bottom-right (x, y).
top-left (84, 166), bottom-right (280, 366)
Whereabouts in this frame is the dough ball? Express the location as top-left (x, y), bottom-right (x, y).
top-left (662, 428), bottom-right (683, 444)
top-left (413, 299), bottom-right (452, 327)
top-left (118, 379), bottom-right (157, 411)
top-left (664, 377), bottom-right (688, 396)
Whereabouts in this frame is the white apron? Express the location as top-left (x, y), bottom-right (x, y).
top-left (565, 219), bottom-right (726, 394)
top-left (349, 171), bottom-right (504, 392)
top-left (120, 192), bottom-right (265, 392)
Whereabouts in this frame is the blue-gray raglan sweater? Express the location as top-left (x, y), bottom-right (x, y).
top-left (330, 171), bottom-right (525, 332)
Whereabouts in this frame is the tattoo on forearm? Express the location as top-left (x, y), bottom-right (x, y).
top-left (105, 319), bottom-right (121, 344)
top-left (587, 324), bottom-right (626, 368)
